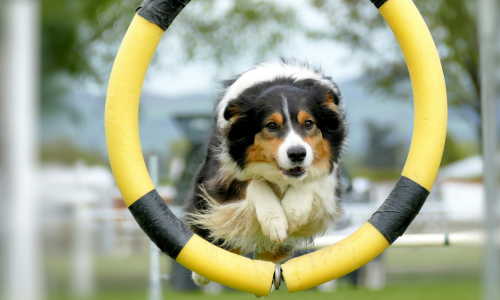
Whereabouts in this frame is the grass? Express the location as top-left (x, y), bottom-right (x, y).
top-left (49, 280), bottom-right (480, 300)
top-left (46, 247), bottom-right (483, 300)
top-left (387, 247), bottom-right (482, 267)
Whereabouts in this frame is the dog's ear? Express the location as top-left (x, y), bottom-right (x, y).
top-left (223, 100), bottom-right (242, 121)
top-left (325, 89), bottom-right (340, 106)
top-left (223, 96), bottom-right (252, 121)
top-left (310, 83), bottom-right (340, 114)
top-left (309, 83), bottom-right (342, 132)
top-left (323, 89), bottom-right (340, 114)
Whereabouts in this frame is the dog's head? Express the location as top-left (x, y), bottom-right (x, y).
top-left (217, 61), bottom-right (346, 181)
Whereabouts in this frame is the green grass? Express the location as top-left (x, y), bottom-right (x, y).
top-left (387, 247), bottom-right (482, 267)
top-left (49, 280), bottom-right (480, 300)
top-left (46, 247), bottom-right (483, 300)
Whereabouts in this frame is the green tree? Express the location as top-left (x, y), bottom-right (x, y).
top-left (40, 0), bottom-right (300, 164)
top-left (440, 133), bottom-right (478, 166)
top-left (42, 0), bottom-right (120, 116)
top-left (42, 0), bottom-right (299, 117)
top-left (310, 0), bottom-right (480, 139)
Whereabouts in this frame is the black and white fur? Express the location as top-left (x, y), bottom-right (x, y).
top-left (184, 59), bottom-right (347, 286)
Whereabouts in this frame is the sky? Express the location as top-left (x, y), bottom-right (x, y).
top-left (141, 0), bottom-right (366, 97)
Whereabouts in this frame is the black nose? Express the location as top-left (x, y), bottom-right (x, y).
top-left (287, 146), bottom-right (306, 163)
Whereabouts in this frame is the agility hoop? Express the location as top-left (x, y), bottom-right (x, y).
top-left (105, 0), bottom-right (447, 295)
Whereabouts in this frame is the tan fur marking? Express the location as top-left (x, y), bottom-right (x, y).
top-left (325, 93), bottom-right (339, 113)
top-left (245, 112), bottom-right (284, 166)
top-left (227, 105), bottom-right (240, 117)
top-left (246, 133), bottom-right (284, 166)
top-left (325, 103), bottom-right (339, 114)
top-left (304, 133), bottom-right (332, 171)
top-left (227, 114), bottom-right (243, 126)
top-left (229, 247), bottom-right (245, 255)
top-left (297, 110), bottom-right (313, 124)
top-left (255, 247), bottom-right (292, 263)
top-left (268, 112), bottom-right (284, 127)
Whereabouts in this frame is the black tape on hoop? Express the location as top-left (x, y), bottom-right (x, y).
top-left (368, 176), bottom-right (430, 244)
top-left (129, 189), bottom-right (194, 258)
top-left (370, 0), bottom-right (389, 9)
top-left (136, 0), bottom-right (191, 31)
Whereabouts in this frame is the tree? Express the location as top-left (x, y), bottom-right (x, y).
top-left (39, 0), bottom-right (301, 164)
top-left (440, 133), bottom-right (477, 167)
top-left (42, 0), bottom-right (300, 118)
top-left (310, 0), bottom-right (481, 140)
top-left (42, 0), bottom-right (120, 116)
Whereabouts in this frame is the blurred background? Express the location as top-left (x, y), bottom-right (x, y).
top-left (1, 0), bottom-right (499, 299)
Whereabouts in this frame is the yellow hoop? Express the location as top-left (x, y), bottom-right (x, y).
top-left (105, 0), bottom-right (446, 295)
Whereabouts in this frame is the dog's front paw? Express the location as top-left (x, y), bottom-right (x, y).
top-left (192, 272), bottom-right (211, 286)
top-left (282, 187), bottom-right (314, 233)
top-left (261, 216), bottom-right (288, 244)
top-left (284, 206), bottom-right (310, 233)
top-left (249, 180), bottom-right (288, 244)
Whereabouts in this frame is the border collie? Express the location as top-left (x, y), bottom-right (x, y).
top-left (185, 59), bottom-right (347, 286)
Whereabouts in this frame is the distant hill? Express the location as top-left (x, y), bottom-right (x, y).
top-left (41, 79), bottom-right (475, 162)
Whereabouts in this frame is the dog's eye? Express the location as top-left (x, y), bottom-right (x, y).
top-left (304, 120), bottom-right (314, 129)
top-left (266, 122), bottom-right (278, 131)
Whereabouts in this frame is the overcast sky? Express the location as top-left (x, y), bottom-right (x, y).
top-left (141, 0), bottom-right (367, 97)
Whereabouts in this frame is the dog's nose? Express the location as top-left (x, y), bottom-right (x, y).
top-left (287, 146), bottom-right (306, 163)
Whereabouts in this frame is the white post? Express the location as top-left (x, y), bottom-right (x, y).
top-left (71, 199), bottom-right (95, 298)
top-left (148, 155), bottom-right (162, 300)
top-left (478, 0), bottom-right (500, 300)
top-left (359, 254), bottom-right (386, 290)
top-left (316, 280), bottom-right (338, 292)
top-left (1, 1), bottom-right (43, 300)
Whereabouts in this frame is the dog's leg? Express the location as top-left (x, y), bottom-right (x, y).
top-left (247, 180), bottom-right (288, 244)
top-left (192, 272), bottom-right (211, 286)
top-left (282, 184), bottom-right (314, 233)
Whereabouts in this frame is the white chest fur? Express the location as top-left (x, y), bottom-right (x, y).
top-left (186, 171), bottom-right (343, 256)
top-left (248, 173), bottom-right (342, 245)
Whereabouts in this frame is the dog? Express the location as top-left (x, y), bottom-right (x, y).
top-left (184, 59), bottom-right (347, 287)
